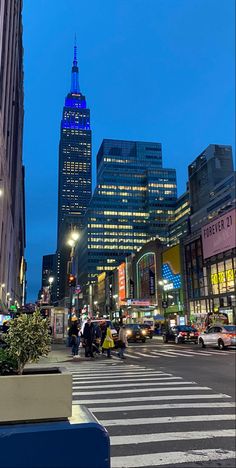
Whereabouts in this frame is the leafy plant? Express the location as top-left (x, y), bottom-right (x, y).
top-left (0, 349), bottom-right (18, 375)
top-left (4, 311), bottom-right (51, 374)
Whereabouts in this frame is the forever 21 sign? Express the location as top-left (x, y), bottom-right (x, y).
top-left (201, 208), bottom-right (236, 259)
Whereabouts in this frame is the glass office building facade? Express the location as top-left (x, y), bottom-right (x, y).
top-left (56, 45), bottom-right (92, 300)
top-left (76, 139), bottom-right (177, 293)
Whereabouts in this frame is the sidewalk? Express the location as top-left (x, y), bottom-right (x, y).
top-left (27, 335), bottom-right (163, 368)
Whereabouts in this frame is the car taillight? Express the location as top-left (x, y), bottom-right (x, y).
top-left (179, 332), bottom-right (187, 336)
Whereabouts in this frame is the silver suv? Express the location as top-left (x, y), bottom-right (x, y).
top-left (198, 325), bottom-right (232, 350)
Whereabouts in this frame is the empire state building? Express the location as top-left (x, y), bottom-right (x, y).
top-left (57, 43), bottom-right (92, 301)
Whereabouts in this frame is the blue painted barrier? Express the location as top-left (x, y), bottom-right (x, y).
top-left (0, 405), bottom-right (110, 468)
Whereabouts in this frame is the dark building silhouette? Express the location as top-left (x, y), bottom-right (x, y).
top-left (0, 0), bottom-right (26, 311)
top-left (188, 144), bottom-right (233, 214)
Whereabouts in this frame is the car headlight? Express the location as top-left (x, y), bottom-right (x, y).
top-left (127, 330), bottom-right (132, 336)
top-left (141, 330), bottom-right (146, 335)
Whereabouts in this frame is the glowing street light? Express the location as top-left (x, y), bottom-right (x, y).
top-left (48, 276), bottom-right (54, 285)
top-left (71, 231), bottom-right (79, 242)
top-left (67, 238), bottom-right (75, 248)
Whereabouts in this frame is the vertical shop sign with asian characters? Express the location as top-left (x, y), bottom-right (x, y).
top-left (118, 262), bottom-right (126, 304)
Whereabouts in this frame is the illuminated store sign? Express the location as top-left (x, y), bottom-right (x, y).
top-left (136, 253), bottom-right (156, 301)
top-left (162, 245), bottom-right (182, 289)
top-left (163, 282), bottom-right (174, 291)
top-left (211, 268), bottom-right (235, 285)
top-left (201, 208), bottom-right (236, 259)
top-left (118, 263), bottom-right (126, 302)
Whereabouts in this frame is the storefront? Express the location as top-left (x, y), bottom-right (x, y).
top-left (185, 209), bottom-right (236, 328)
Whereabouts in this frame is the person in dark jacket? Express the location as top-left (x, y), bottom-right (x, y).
top-left (100, 322), bottom-right (107, 354)
top-left (83, 319), bottom-right (95, 358)
top-left (68, 318), bottom-right (80, 356)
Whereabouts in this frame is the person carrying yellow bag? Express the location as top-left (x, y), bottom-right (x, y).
top-left (102, 324), bottom-right (115, 358)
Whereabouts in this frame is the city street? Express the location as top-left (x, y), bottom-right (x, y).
top-left (47, 338), bottom-right (236, 468)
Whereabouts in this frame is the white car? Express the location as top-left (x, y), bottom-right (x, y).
top-left (198, 325), bottom-right (233, 350)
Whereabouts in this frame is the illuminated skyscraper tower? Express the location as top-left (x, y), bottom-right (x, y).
top-left (57, 42), bottom-right (92, 301)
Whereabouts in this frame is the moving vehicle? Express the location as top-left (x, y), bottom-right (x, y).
top-left (124, 324), bottom-right (146, 342)
top-left (163, 325), bottom-right (199, 344)
top-left (198, 325), bottom-right (235, 350)
top-left (139, 323), bottom-right (153, 339)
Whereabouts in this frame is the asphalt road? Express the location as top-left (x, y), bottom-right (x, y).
top-left (65, 337), bottom-right (236, 468)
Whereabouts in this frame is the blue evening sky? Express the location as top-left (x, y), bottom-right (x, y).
top-left (23, 0), bottom-right (235, 301)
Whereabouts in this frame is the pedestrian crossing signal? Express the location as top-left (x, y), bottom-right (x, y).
top-left (68, 274), bottom-right (76, 287)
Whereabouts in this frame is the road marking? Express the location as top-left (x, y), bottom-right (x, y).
top-left (150, 351), bottom-right (177, 358)
top-left (72, 371), bottom-right (169, 378)
top-left (73, 376), bottom-right (179, 384)
top-left (89, 402), bottom-right (236, 412)
top-left (164, 349), bottom-right (211, 356)
top-left (125, 353), bottom-right (140, 359)
top-left (155, 350), bottom-right (193, 357)
top-left (73, 393), bottom-right (231, 404)
top-left (73, 385), bottom-right (211, 396)
top-left (102, 413), bottom-right (235, 426)
top-left (111, 428), bottom-right (236, 445)
top-left (134, 351), bottom-right (159, 358)
top-left (73, 381), bottom-right (195, 390)
top-left (111, 449), bottom-right (236, 467)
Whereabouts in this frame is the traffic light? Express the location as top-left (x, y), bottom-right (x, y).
top-left (68, 274), bottom-right (76, 287)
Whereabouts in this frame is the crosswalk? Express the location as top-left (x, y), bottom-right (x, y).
top-left (124, 344), bottom-right (236, 360)
top-left (66, 360), bottom-right (236, 468)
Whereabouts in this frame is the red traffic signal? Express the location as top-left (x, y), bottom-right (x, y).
top-left (68, 274), bottom-right (76, 287)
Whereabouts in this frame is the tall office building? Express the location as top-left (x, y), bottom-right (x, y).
top-left (168, 188), bottom-right (190, 246)
top-left (56, 43), bottom-right (92, 301)
top-left (0, 0), bottom-right (26, 312)
top-left (76, 139), bottom-right (177, 295)
top-left (38, 254), bottom-right (56, 304)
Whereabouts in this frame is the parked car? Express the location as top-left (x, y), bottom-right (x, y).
top-left (139, 324), bottom-right (153, 339)
top-left (163, 325), bottom-right (199, 344)
top-left (124, 324), bottom-right (146, 343)
top-left (198, 325), bottom-right (235, 350)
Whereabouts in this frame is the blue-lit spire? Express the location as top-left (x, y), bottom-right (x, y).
top-left (71, 36), bottom-right (80, 93)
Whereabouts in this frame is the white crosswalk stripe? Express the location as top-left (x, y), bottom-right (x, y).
top-left (125, 346), bottom-right (235, 359)
top-left (89, 402), bottom-right (236, 412)
top-left (111, 428), bottom-right (236, 445)
top-left (111, 449), bottom-right (236, 467)
top-left (64, 360), bottom-right (235, 467)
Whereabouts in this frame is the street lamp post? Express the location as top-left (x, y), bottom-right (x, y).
top-left (67, 229), bottom-right (79, 325)
top-left (48, 276), bottom-right (54, 305)
top-left (158, 280), bottom-right (169, 325)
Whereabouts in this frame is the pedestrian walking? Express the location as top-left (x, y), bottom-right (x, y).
top-left (102, 324), bottom-right (115, 358)
top-left (92, 325), bottom-right (101, 355)
top-left (68, 317), bottom-right (80, 357)
top-left (83, 318), bottom-right (95, 358)
top-left (117, 324), bottom-right (128, 359)
top-left (100, 322), bottom-right (107, 354)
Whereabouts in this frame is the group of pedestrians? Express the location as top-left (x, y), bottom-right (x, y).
top-left (68, 318), bottom-right (128, 360)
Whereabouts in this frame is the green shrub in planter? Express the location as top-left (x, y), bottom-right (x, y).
top-left (4, 311), bottom-right (51, 374)
top-left (0, 349), bottom-right (18, 375)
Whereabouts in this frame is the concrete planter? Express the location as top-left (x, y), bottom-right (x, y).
top-left (0, 367), bottom-right (72, 423)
